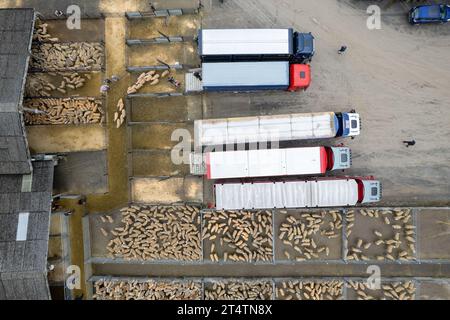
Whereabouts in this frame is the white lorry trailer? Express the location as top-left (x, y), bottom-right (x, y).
top-left (194, 111), bottom-right (360, 150)
top-left (197, 146), bottom-right (351, 179)
top-left (198, 28), bottom-right (315, 63)
top-left (185, 61), bottom-right (311, 93)
top-left (213, 177), bottom-right (382, 210)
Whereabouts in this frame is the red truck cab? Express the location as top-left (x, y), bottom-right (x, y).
top-left (288, 64), bottom-right (311, 91)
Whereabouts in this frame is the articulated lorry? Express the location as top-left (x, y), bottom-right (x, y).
top-left (192, 146), bottom-right (351, 179)
top-left (213, 177), bottom-right (382, 210)
top-left (185, 61), bottom-right (310, 93)
top-left (198, 28), bottom-right (315, 63)
top-left (194, 111), bottom-right (360, 150)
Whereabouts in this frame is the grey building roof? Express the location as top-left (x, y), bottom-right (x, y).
top-left (0, 8), bottom-right (35, 175)
top-left (0, 8), bottom-right (54, 300)
top-left (0, 160), bottom-right (54, 300)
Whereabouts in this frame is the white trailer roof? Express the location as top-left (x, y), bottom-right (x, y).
top-left (199, 29), bottom-right (293, 56)
top-left (207, 147), bottom-right (323, 179)
top-left (195, 112), bottom-right (337, 148)
top-left (202, 61), bottom-right (289, 89)
top-left (214, 179), bottom-right (359, 210)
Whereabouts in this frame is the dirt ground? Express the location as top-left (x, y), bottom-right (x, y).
top-left (26, 72), bottom-right (103, 98)
top-left (0, 0), bottom-right (199, 16)
top-left (40, 19), bottom-right (105, 42)
top-left (128, 14), bottom-right (200, 39)
top-left (129, 96), bottom-right (202, 122)
top-left (417, 209), bottom-right (450, 260)
top-left (85, 16), bottom-right (130, 214)
top-left (26, 125), bottom-right (106, 152)
top-left (131, 176), bottom-right (203, 203)
top-left (128, 42), bottom-right (197, 67)
top-left (131, 150), bottom-right (190, 176)
top-left (131, 123), bottom-right (192, 149)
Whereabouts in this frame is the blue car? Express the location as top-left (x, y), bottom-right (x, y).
top-left (409, 4), bottom-right (450, 24)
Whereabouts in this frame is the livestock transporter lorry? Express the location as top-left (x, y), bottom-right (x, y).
top-left (191, 146), bottom-right (351, 179)
top-left (198, 28), bottom-right (315, 63)
top-left (213, 177), bottom-right (382, 210)
top-left (194, 112), bottom-right (360, 150)
top-left (185, 61), bottom-right (311, 93)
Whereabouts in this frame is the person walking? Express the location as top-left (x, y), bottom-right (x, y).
top-left (167, 76), bottom-right (180, 88)
top-left (338, 45), bottom-right (347, 54)
top-left (100, 84), bottom-right (110, 94)
top-left (193, 71), bottom-right (202, 81)
top-left (403, 140), bottom-right (416, 147)
top-left (149, 2), bottom-right (156, 13)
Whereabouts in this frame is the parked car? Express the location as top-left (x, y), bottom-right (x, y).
top-left (409, 4), bottom-right (450, 24)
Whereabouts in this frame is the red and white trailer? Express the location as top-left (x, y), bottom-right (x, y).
top-left (213, 177), bottom-right (382, 210)
top-left (203, 146), bottom-right (351, 180)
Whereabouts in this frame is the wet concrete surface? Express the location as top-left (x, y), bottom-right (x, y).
top-left (418, 279), bottom-right (450, 300)
top-left (54, 150), bottom-right (108, 195)
top-left (129, 95), bottom-right (201, 122)
top-left (417, 209), bottom-right (450, 260)
top-left (131, 150), bottom-right (190, 176)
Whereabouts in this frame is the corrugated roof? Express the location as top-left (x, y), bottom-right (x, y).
top-left (0, 8), bottom-right (35, 175)
top-left (0, 272), bottom-right (50, 300)
top-left (0, 159), bottom-right (54, 300)
top-left (0, 9), bottom-right (53, 299)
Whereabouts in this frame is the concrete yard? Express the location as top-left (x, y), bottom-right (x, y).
top-left (201, 0), bottom-right (450, 207)
top-left (1, 0), bottom-right (448, 301)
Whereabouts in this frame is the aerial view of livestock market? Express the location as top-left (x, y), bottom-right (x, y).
top-left (0, 0), bottom-right (449, 308)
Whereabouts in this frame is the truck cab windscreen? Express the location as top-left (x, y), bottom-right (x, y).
top-left (356, 179), bottom-right (365, 203)
top-left (335, 113), bottom-right (344, 137)
top-left (325, 147), bottom-right (334, 171)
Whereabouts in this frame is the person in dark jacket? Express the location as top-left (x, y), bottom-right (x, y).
top-left (338, 45), bottom-right (347, 54)
top-left (403, 140), bottom-right (416, 147)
